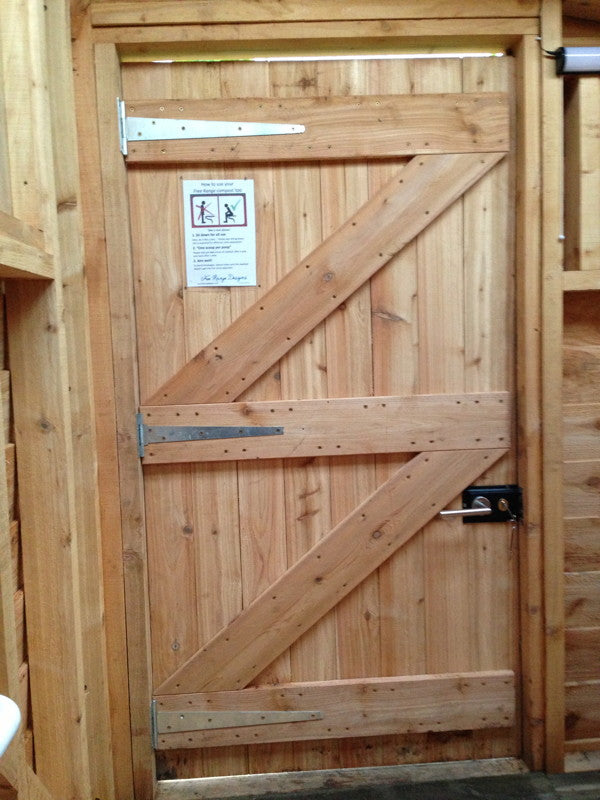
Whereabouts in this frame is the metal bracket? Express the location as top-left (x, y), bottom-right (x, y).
top-left (153, 706), bottom-right (322, 738)
top-left (117, 98), bottom-right (128, 155)
top-left (136, 413), bottom-right (283, 457)
top-left (118, 97), bottom-right (304, 156)
top-left (151, 700), bottom-right (158, 750)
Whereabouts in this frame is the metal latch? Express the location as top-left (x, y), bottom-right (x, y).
top-left (118, 98), bottom-right (305, 156)
top-left (439, 485), bottom-right (523, 524)
top-left (151, 700), bottom-right (321, 747)
top-left (136, 414), bottom-right (283, 457)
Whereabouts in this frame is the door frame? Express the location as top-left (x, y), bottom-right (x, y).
top-left (74, 3), bottom-right (564, 797)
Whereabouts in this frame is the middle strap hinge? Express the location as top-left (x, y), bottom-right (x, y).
top-left (136, 413), bottom-right (283, 457)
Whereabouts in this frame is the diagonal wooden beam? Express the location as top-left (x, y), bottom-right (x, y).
top-left (156, 447), bottom-right (507, 695)
top-left (148, 151), bottom-right (504, 406)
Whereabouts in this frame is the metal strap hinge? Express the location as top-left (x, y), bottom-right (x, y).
top-left (136, 413), bottom-right (283, 457)
top-left (118, 97), bottom-right (305, 156)
top-left (151, 700), bottom-right (322, 744)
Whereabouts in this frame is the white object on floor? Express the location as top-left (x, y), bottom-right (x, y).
top-left (0, 695), bottom-right (20, 757)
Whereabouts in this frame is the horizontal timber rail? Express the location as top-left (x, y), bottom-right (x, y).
top-left (154, 670), bottom-right (515, 749)
top-left (93, 19), bottom-right (538, 62)
top-left (139, 392), bottom-right (511, 463)
top-left (90, 0), bottom-right (540, 27)
top-left (123, 93), bottom-right (508, 163)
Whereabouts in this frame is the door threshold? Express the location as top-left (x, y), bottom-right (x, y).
top-left (156, 757), bottom-right (529, 799)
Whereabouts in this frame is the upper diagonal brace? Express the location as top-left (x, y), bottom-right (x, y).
top-left (147, 152), bottom-right (504, 406)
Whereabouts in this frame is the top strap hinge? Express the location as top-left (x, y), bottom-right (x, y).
top-left (117, 96), bottom-right (304, 156)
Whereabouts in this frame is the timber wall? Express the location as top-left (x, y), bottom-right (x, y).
top-left (562, 15), bottom-right (600, 763)
top-left (0, 2), bottom-right (598, 799)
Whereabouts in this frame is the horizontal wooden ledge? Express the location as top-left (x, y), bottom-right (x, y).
top-left (102, 19), bottom-right (538, 59)
top-left (565, 737), bottom-right (600, 753)
top-left (140, 391), bottom-right (511, 463)
top-left (91, 0), bottom-right (540, 27)
top-left (563, 270), bottom-right (600, 292)
top-left (124, 93), bottom-right (509, 164)
top-left (154, 670), bottom-right (515, 749)
top-left (0, 212), bottom-right (54, 280)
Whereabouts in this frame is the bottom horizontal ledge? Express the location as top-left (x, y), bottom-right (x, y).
top-left (154, 670), bottom-right (515, 750)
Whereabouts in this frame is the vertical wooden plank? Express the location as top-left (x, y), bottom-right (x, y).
top-left (541, 0), bottom-right (566, 773)
top-left (125, 63), bottom-right (201, 692)
top-left (513, 34), bottom-right (546, 772)
top-left (462, 51), bottom-right (515, 642)
top-left (43, 4), bottom-right (115, 798)
top-left (565, 77), bottom-right (600, 271)
top-left (462, 55), bottom-right (518, 761)
top-left (72, 15), bottom-right (135, 799)
top-left (2, 0), bottom-right (97, 796)
top-left (239, 57), bottom-right (314, 776)
top-left (311, 57), bottom-right (384, 772)
top-left (0, 32), bottom-right (11, 217)
top-left (366, 58), bottom-right (426, 767)
top-left (94, 43), bottom-right (155, 799)
top-left (0, 368), bottom-right (25, 797)
top-left (415, 60), bottom-right (471, 696)
top-left (174, 59), bottom-right (247, 781)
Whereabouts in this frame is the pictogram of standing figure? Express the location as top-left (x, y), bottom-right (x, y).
top-left (197, 200), bottom-right (214, 224)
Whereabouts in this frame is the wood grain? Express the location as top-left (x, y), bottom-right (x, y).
top-left (157, 448), bottom-right (506, 695)
top-left (564, 460), bottom-right (600, 518)
top-left (140, 392), bottom-right (511, 463)
top-left (0, 227), bottom-right (53, 279)
top-left (565, 571), bottom-right (600, 627)
top-left (94, 43), bottom-right (155, 798)
top-left (564, 403), bottom-right (600, 460)
top-left (565, 681), bottom-right (600, 741)
top-left (564, 77), bottom-right (600, 271)
top-left (565, 518), bottom-right (600, 572)
top-left (124, 93), bottom-right (509, 164)
top-left (90, 0), bottom-right (540, 26)
top-left (566, 628), bottom-right (600, 682)
top-left (154, 671), bottom-right (515, 749)
top-left (148, 152), bottom-right (505, 406)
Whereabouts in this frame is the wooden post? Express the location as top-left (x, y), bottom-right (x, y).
top-left (93, 43), bottom-right (156, 800)
top-left (514, 34), bottom-right (546, 772)
top-left (541, 0), bottom-right (566, 774)
top-left (72, 14), bottom-right (136, 800)
top-left (1, 0), bottom-right (113, 797)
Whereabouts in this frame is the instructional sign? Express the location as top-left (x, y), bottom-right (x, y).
top-left (182, 179), bottom-right (256, 287)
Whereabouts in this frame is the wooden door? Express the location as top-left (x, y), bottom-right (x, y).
top-left (120, 55), bottom-right (518, 780)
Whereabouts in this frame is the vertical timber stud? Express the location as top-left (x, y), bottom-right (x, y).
top-left (1, 0), bottom-right (95, 797)
top-left (43, 2), bottom-right (115, 798)
top-left (541, 0), bottom-right (566, 774)
top-left (515, 34), bottom-right (545, 771)
top-left (72, 12), bottom-right (136, 800)
top-left (94, 43), bottom-right (156, 800)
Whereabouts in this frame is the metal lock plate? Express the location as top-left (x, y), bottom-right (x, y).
top-left (461, 485), bottom-right (523, 524)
